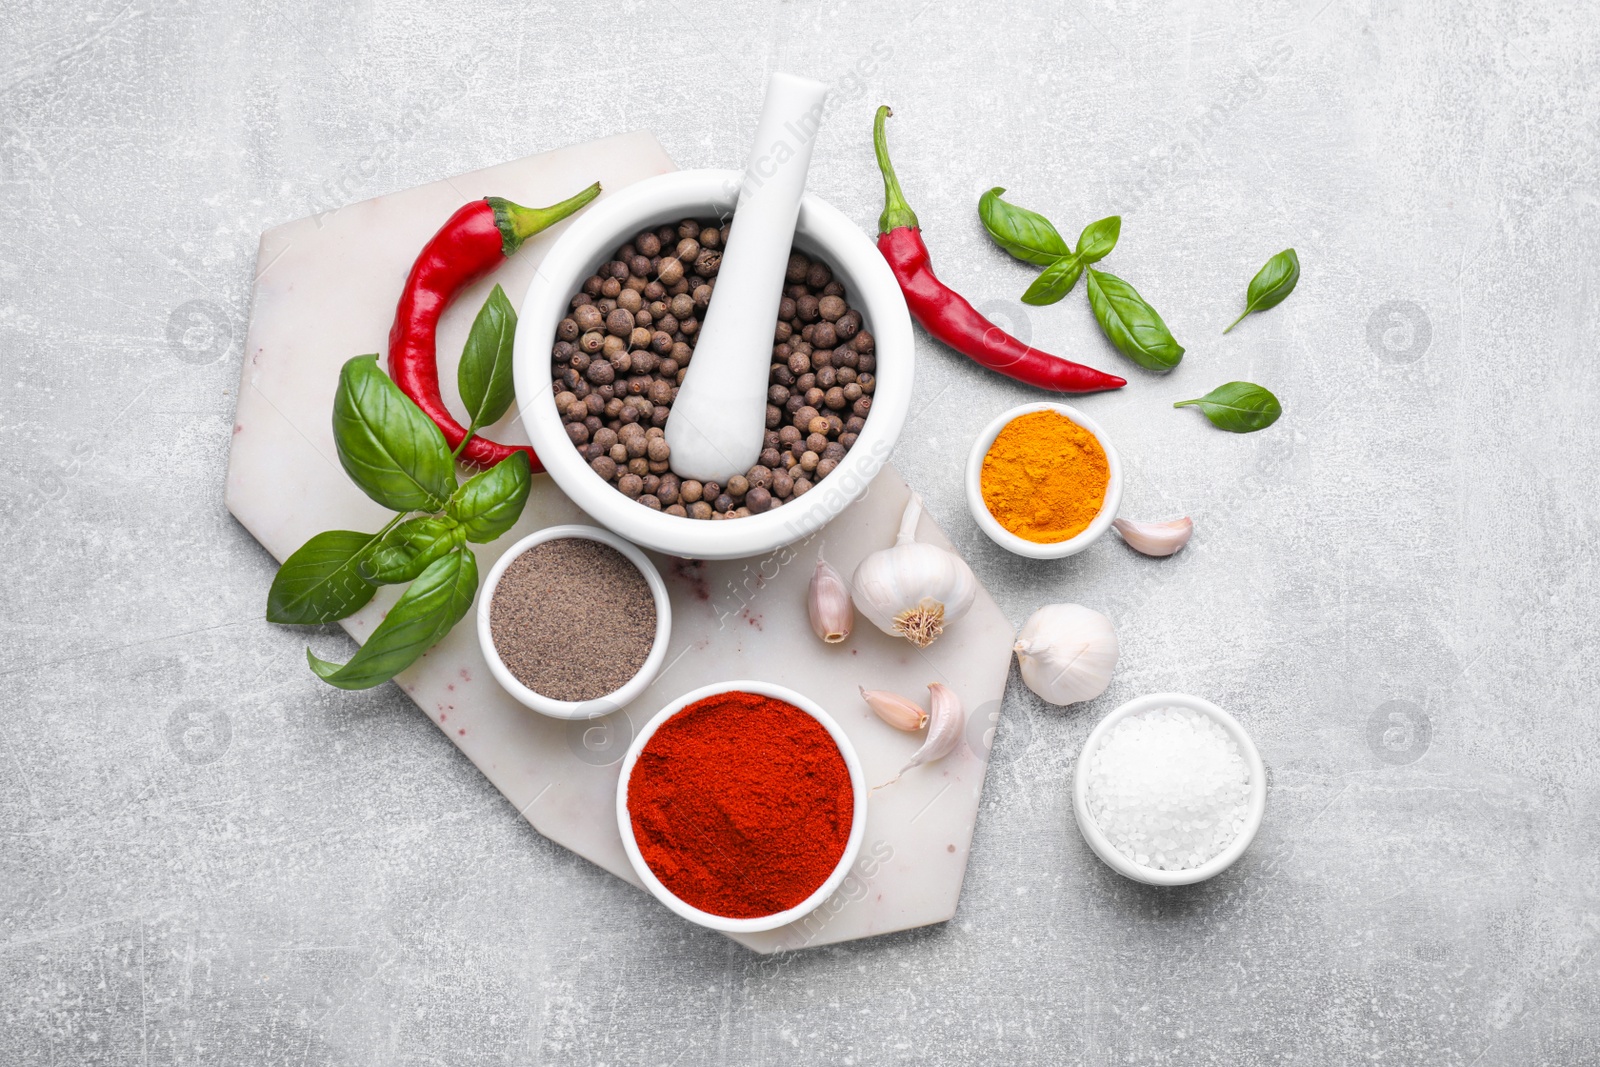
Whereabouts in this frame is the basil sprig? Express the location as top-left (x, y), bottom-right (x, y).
top-left (1086, 267), bottom-right (1184, 371)
top-left (264, 290), bottom-right (534, 690)
top-left (978, 193), bottom-right (1181, 368)
top-left (1174, 382), bottom-right (1282, 432)
top-left (1224, 249), bottom-right (1299, 333)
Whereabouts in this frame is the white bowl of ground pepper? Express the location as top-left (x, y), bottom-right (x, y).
top-left (514, 169), bottom-right (914, 561)
top-left (477, 525), bottom-right (672, 720)
top-left (965, 401), bottom-right (1123, 559)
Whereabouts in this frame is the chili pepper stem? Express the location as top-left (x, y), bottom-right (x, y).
top-left (488, 181), bottom-right (602, 257)
top-left (872, 106), bottom-right (919, 234)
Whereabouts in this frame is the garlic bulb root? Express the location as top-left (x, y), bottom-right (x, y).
top-left (1013, 604), bottom-right (1119, 706)
top-left (852, 494), bottom-right (977, 649)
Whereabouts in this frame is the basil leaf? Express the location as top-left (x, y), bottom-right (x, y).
top-left (1075, 216), bottom-right (1121, 264)
top-left (362, 516), bottom-right (465, 585)
top-left (446, 452), bottom-right (532, 544)
top-left (978, 187), bottom-right (1071, 266)
top-left (266, 529), bottom-right (381, 624)
top-left (332, 354), bottom-right (455, 512)
top-left (1085, 268), bottom-right (1185, 371)
top-left (458, 283), bottom-right (518, 430)
top-left (307, 547), bottom-right (478, 690)
top-left (1021, 254), bottom-right (1084, 306)
top-left (1174, 381), bottom-right (1282, 433)
top-left (1224, 248), bottom-right (1299, 333)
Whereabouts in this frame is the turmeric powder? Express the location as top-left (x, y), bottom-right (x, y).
top-left (980, 411), bottom-right (1110, 543)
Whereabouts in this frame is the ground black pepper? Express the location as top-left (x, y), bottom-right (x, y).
top-left (489, 538), bottom-right (656, 702)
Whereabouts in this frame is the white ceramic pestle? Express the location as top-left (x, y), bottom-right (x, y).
top-left (665, 73), bottom-right (830, 484)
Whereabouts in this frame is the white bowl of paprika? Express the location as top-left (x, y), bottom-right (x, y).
top-left (616, 680), bottom-right (867, 934)
top-left (965, 401), bottom-right (1123, 559)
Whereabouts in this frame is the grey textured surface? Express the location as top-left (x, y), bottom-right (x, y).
top-left (3, 0), bottom-right (1597, 1063)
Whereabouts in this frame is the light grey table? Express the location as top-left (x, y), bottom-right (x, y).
top-left (4, 2), bottom-right (1596, 1063)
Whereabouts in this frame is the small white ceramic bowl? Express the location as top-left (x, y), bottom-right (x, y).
top-left (965, 401), bottom-right (1123, 559)
top-left (476, 525), bottom-right (671, 720)
top-left (514, 169), bottom-right (914, 561)
top-left (1072, 692), bottom-right (1267, 886)
top-left (615, 680), bottom-right (868, 933)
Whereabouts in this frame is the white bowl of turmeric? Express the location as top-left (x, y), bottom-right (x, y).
top-left (964, 402), bottom-right (1122, 559)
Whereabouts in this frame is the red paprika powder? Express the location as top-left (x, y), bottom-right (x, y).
top-left (627, 690), bottom-right (855, 919)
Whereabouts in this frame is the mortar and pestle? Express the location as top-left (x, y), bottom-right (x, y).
top-left (515, 74), bottom-right (914, 561)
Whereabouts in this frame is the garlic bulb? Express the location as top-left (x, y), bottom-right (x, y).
top-left (1013, 604), bottom-right (1118, 706)
top-left (860, 686), bottom-right (927, 731)
top-left (807, 554), bottom-right (854, 643)
top-left (852, 494), bottom-right (977, 648)
top-left (1112, 516), bottom-right (1193, 557)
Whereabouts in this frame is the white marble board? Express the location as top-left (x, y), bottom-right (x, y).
top-left (224, 132), bottom-right (1017, 952)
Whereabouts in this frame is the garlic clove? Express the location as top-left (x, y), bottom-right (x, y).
top-left (808, 556), bottom-right (854, 643)
top-left (1013, 604), bottom-right (1119, 706)
top-left (860, 686), bottom-right (927, 732)
top-left (896, 682), bottom-right (964, 777)
top-left (1111, 516), bottom-right (1193, 557)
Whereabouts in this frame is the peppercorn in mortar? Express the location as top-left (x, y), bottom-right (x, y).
top-left (553, 219), bottom-right (876, 519)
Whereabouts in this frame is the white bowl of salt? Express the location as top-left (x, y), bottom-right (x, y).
top-left (1072, 693), bottom-right (1267, 886)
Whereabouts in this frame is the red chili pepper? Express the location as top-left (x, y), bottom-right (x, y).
top-left (871, 108), bottom-right (1126, 394)
top-left (388, 183), bottom-right (602, 469)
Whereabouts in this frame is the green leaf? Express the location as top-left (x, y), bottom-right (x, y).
top-left (458, 284), bottom-right (518, 431)
top-left (1075, 216), bottom-right (1121, 264)
top-left (332, 354), bottom-right (455, 512)
top-left (446, 452), bottom-right (532, 544)
top-left (362, 516), bottom-right (465, 585)
top-left (1224, 248), bottom-right (1299, 333)
top-left (978, 187), bottom-right (1071, 266)
top-left (266, 529), bottom-right (382, 625)
top-left (1174, 381), bottom-right (1283, 433)
top-left (307, 547), bottom-right (479, 690)
top-left (1085, 267), bottom-right (1185, 372)
top-left (1021, 254), bottom-right (1084, 306)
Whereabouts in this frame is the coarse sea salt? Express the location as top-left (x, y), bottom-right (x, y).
top-left (1084, 706), bottom-right (1251, 871)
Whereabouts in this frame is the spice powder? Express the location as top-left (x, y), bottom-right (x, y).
top-left (980, 410), bottom-right (1110, 543)
top-left (488, 538), bottom-right (656, 701)
top-left (627, 690), bottom-right (854, 919)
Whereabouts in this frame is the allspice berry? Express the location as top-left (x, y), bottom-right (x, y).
top-left (606, 308), bottom-right (635, 337)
